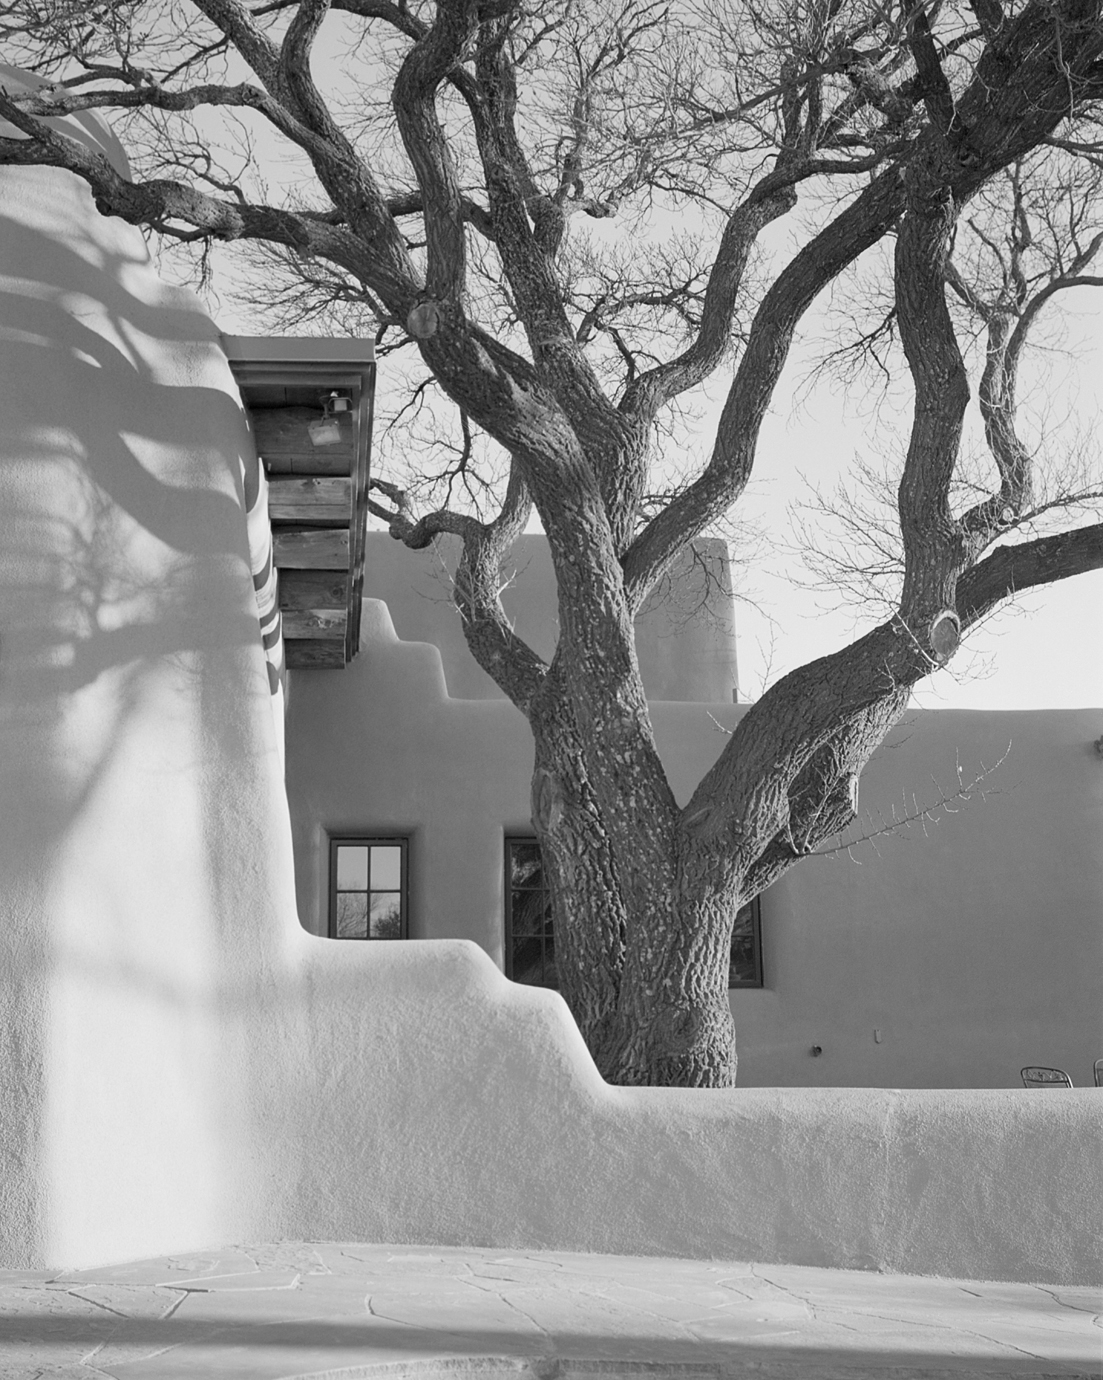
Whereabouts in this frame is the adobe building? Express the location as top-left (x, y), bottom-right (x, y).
top-left (0, 85), bottom-right (1100, 1281)
top-left (279, 527), bottom-right (1101, 1092)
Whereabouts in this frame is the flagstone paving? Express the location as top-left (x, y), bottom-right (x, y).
top-left (0, 1243), bottom-right (1098, 1380)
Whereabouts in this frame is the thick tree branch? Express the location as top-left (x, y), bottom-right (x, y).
top-left (907, 2), bottom-right (960, 145)
top-left (331, 0), bottom-right (428, 40)
top-left (622, 167), bottom-right (906, 609)
top-left (956, 521), bottom-right (1103, 627)
top-left (623, 0), bottom-right (1103, 615)
top-left (0, 104), bottom-right (417, 311)
top-left (188, 0), bottom-right (414, 286)
top-left (894, 160), bottom-right (970, 624)
top-left (188, 0), bottom-right (283, 93)
top-left (619, 176), bottom-right (798, 419)
top-left (742, 690), bottom-right (910, 897)
top-left (392, 0), bottom-right (478, 305)
top-left (280, 0), bottom-right (341, 137)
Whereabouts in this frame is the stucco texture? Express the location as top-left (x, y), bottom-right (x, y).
top-left (2, 160), bottom-right (1099, 1286)
top-left (0, 162), bottom-right (300, 1269)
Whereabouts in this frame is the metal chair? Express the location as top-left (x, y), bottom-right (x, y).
top-left (1021, 1066), bottom-right (1073, 1088)
top-left (1094, 1059), bottom-right (1103, 1088)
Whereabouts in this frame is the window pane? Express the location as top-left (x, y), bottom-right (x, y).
top-left (510, 887), bottom-right (551, 937)
top-left (729, 899), bottom-right (762, 987)
top-left (336, 891), bottom-right (368, 939)
top-left (370, 845), bottom-right (402, 891)
top-left (540, 929), bottom-right (559, 989)
top-left (370, 893), bottom-right (402, 939)
top-left (510, 841), bottom-right (542, 888)
top-left (511, 934), bottom-right (546, 985)
top-left (336, 845), bottom-right (368, 891)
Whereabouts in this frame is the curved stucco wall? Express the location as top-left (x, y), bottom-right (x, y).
top-left (0, 163), bottom-right (302, 1268)
top-left (0, 65), bottom-right (132, 176)
top-left (2, 162), bottom-right (1099, 1285)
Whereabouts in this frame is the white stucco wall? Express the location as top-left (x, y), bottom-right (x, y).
top-left (2, 158), bottom-right (1099, 1286)
top-left (359, 530), bottom-right (741, 702)
top-left (284, 938), bottom-right (1102, 1287)
top-left (0, 162), bottom-right (302, 1269)
top-left (285, 600), bottom-right (1103, 1092)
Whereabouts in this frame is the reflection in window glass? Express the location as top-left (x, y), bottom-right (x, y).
top-left (505, 838), bottom-right (763, 991)
top-left (371, 845), bottom-right (402, 891)
top-left (336, 845), bottom-right (369, 891)
top-left (330, 837), bottom-right (408, 940)
top-left (505, 838), bottom-right (557, 989)
top-left (336, 891), bottom-right (368, 939)
top-left (728, 896), bottom-right (764, 988)
top-left (369, 893), bottom-right (402, 939)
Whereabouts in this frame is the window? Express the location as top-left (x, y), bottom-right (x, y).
top-left (329, 836), bottom-right (408, 939)
top-left (505, 837), bottom-right (764, 991)
top-left (505, 837), bottom-right (557, 988)
top-left (728, 895), bottom-right (764, 988)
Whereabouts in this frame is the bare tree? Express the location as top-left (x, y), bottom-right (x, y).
top-left (3, 0), bottom-right (1103, 1087)
top-left (794, 150), bottom-right (1103, 617)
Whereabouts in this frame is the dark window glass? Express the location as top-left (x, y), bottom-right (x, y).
top-left (728, 895), bottom-right (764, 988)
top-left (504, 838), bottom-right (763, 990)
top-left (329, 836), bottom-right (408, 939)
top-left (505, 838), bottom-right (557, 989)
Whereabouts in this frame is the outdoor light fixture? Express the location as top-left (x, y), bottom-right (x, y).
top-left (1094, 734), bottom-right (1103, 758)
top-left (307, 391), bottom-right (350, 447)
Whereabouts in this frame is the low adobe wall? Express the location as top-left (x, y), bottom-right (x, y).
top-left (282, 937), bottom-right (1102, 1287)
top-left (1, 159), bottom-right (1099, 1284)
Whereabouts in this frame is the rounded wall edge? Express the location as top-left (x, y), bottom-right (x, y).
top-left (0, 65), bottom-right (132, 177)
top-left (0, 159), bottom-right (301, 1271)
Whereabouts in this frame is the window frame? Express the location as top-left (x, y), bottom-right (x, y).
top-left (728, 894), bottom-right (764, 989)
top-left (504, 835), bottom-right (765, 992)
top-left (328, 834), bottom-right (409, 940)
top-left (504, 835), bottom-right (558, 989)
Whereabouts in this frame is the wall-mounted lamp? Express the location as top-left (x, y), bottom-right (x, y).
top-left (811, 1045), bottom-right (823, 1057)
top-left (1094, 735), bottom-right (1103, 758)
top-left (307, 391), bottom-right (350, 447)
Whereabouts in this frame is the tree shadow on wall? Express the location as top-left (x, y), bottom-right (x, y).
top-left (0, 211), bottom-right (273, 1265)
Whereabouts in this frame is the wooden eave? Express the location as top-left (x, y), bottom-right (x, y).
top-left (223, 336), bottom-right (376, 670)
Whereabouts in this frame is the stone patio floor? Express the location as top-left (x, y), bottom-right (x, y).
top-left (0, 1243), bottom-right (1099, 1380)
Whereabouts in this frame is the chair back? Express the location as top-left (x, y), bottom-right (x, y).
top-left (1021, 1066), bottom-right (1073, 1088)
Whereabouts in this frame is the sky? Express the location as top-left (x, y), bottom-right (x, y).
top-left (729, 352), bottom-right (1103, 712)
top-left (212, 257), bottom-right (1103, 715)
top-left (193, 14), bottom-right (1102, 715)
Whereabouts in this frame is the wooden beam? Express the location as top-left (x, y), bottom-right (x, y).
top-left (278, 569), bottom-right (348, 609)
top-left (251, 407), bottom-right (353, 477)
top-left (346, 361), bottom-right (375, 662)
top-left (268, 476), bottom-right (351, 523)
top-left (286, 639), bottom-right (346, 669)
top-left (273, 529), bottom-right (350, 569)
top-left (282, 608), bottom-right (348, 639)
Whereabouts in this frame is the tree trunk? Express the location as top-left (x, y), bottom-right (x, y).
top-left (527, 674), bottom-right (628, 1062)
top-left (599, 834), bottom-right (741, 1088)
top-left (529, 675), bottom-right (740, 1088)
